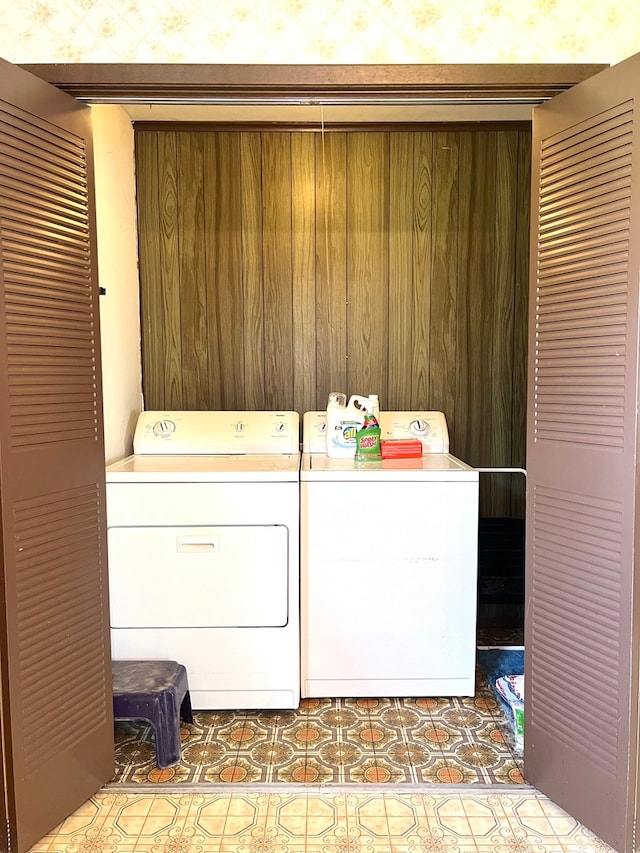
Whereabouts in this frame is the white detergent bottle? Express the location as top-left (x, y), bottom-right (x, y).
top-left (368, 394), bottom-right (380, 419)
top-left (326, 392), bottom-right (365, 458)
top-left (348, 394), bottom-right (380, 420)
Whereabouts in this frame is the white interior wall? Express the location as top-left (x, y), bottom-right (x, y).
top-left (91, 104), bottom-right (143, 463)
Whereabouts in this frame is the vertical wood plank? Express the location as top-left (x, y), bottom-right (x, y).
top-left (347, 132), bottom-right (389, 400)
top-left (491, 130), bottom-right (519, 515)
top-left (157, 131), bottom-right (183, 409)
top-left (388, 132), bottom-right (414, 411)
top-left (316, 132), bottom-right (347, 404)
top-left (292, 132), bottom-right (317, 414)
top-left (411, 132), bottom-right (433, 408)
top-left (262, 133), bottom-right (294, 410)
top-left (177, 132), bottom-right (208, 410)
top-left (456, 133), bottom-right (497, 470)
top-left (204, 132), bottom-right (245, 410)
top-left (455, 132), bottom-right (473, 466)
top-left (511, 129), bottom-right (532, 516)
top-left (468, 131), bottom-right (498, 516)
top-left (431, 131), bottom-right (458, 430)
top-left (241, 132), bottom-right (265, 410)
top-left (134, 131), bottom-right (164, 409)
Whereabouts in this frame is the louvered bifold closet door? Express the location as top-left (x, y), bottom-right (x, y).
top-left (526, 53), bottom-right (640, 853)
top-left (0, 59), bottom-right (113, 853)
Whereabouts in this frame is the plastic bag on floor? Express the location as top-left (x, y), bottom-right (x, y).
top-left (495, 674), bottom-right (524, 751)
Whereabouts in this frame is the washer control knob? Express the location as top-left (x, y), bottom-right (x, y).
top-left (275, 422), bottom-right (285, 432)
top-left (317, 421), bottom-right (327, 434)
top-left (410, 418), bottom-right (430, 436)
top-left (152, 419), bottom-right (176, 436)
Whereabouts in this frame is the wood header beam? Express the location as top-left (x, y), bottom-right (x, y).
top-left (19, 63), bottom-right (609, 103)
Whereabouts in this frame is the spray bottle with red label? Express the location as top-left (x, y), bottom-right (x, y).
top-left (354, 409), bottom-right (382, 461)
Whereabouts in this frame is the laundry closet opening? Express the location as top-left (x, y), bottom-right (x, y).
top-left (137, 120), bottom-right (529, 621)
top-left (106, 118), bottom-right (531, 786)
top-left (18, 60), bottom-right (607, 790)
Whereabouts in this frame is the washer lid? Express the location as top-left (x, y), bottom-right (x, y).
top-left (300, 452), bottom-right (477, 482)
top-left (133, 410), bottom-right (299, 455)
top-left (107, 453), bottom-right (300, 482)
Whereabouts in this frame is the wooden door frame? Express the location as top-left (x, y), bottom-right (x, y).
top-left (19, 62), bottom-right (608, 104)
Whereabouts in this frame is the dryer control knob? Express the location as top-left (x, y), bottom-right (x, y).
top-left (275, 422), bottom-right (285, 432)
top-left (152, 419), bottom-right (176, 436)
top-left (410, 419), bottom-right (430, 436)
top-left (236, 422), bottom-right (246, 432)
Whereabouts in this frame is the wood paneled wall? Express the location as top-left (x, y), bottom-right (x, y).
top-left (134, 126), bottom-right (531, 516)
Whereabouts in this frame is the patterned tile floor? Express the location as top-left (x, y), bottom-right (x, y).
top-left (30, 788), bottom-right (615, 852)
top-left (112, 669), bottom-right (524, 786)
top-left (32, 631), bottom-right (614, 851)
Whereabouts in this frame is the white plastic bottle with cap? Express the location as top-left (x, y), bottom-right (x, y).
top-left (326, 392), bottom-right (365, 458)
top-left (348, 394), bottom-right (380, 420)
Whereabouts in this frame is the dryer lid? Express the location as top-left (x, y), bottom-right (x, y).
top-left (106, 452), bottom-right (300, 482)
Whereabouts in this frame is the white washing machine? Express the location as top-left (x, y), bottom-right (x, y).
top-left (301, 411), bottom-right (479, 698)
top-left (106, 410), bottom-right (300, 710)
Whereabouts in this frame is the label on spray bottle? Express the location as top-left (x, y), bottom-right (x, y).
top-left (355, 412), bottom-right (382, 461)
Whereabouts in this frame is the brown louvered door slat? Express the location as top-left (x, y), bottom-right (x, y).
top-left (0, 59), bottom-right (113, 853)
top-left (527, 53), bottom-right (640, 852)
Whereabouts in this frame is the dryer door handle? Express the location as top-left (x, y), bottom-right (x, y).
top-left (176, 536), bottom-right (219, 553)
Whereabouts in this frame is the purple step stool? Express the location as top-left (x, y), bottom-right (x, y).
top-left (112, 660), bottom-right (193, 769)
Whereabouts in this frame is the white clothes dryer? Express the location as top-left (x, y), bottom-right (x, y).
top-left (106, 410), bottom-right (300, 710)
top-left (301, 411), bottom-right (479, 698)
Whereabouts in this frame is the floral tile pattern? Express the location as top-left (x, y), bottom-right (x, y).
top-left (111, 667), bottom-right (524, 786)
top-left (31, 789), bottom-right (615, 853)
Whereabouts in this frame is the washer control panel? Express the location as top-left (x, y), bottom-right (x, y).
top-left (133, 411), bottom-right (299, 455)
top-left (382, 412), bottom-right (449, 452)
top-left (302, 411), bottom-right (449, 453)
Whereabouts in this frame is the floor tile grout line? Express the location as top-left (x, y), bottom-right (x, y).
top-left (436, 789), bottom-right (476, 847)
top-left (393, 696), bottom-right (411, 784)
top-left (303, 698), bottom-right (311, 783)
top-left (252, 788), bottom-right (275, 848)
top-left (424, 697), bottom-right (447, 778)
top-left (363, 698), bottom-right (376, 780)
top-left (461, 694), bottom-right (495, 786)
top-left (364, 697), bottom-right (390, 783)
top-left (425, 700), bottom-right (454, 782)
top-left (229, 708), bottom-right (249, 782)
top-left (395, 696), bottom-right (420, 785)
top-left (335, 696), bottom-right (344, 785)
top-left (265, 711), bottom-right (279, 783)
top-left (449, 694), bottom-right (489, 785)
top-left (186, 795), bottom-right (232, 853)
